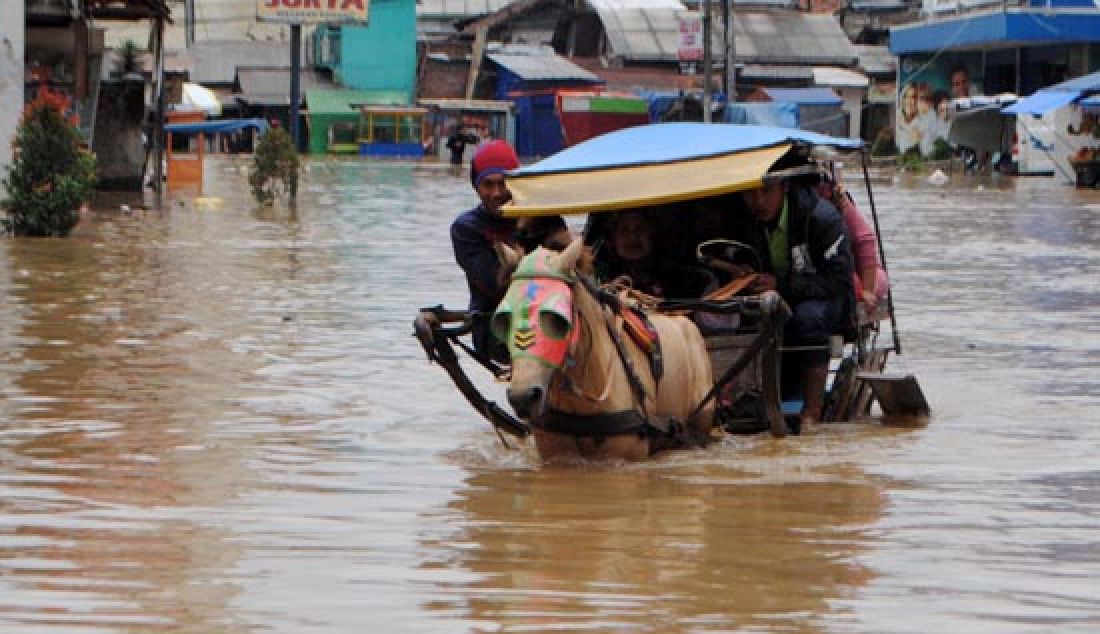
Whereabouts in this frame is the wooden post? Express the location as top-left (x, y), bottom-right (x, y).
top-left (152, 17), bottom-right (165, 205)
top-left (466, 25), bottom-right (488, 100)
top-left (290, 24), bottom-right (302, 150)
top-left (702, 0), bottom-right (712, 123)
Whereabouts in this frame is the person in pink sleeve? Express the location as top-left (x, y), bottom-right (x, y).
top-left (815, 176), bottom-right (889, 314)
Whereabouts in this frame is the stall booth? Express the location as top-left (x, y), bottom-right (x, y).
top-left (357, 105), bottom-right (428, 157)
top-left (164, 117), bottom-right (269, 190)
top-left (418, 98), bottom-right (515, 163)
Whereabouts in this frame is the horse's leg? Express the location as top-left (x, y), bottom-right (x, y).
top-left (650, 316), bottom-right (717, 440)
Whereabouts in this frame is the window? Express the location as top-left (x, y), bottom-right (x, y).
top-left (329, 121), bottom-right (357, 146)
top-left (359, 112), bottom-right (424, 144)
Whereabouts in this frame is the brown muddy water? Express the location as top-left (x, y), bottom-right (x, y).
top-left (1, 157), bottom-right (1098, 633)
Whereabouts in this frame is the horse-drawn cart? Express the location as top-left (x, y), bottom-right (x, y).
top-left (415, 124), bottom-right (928, 457)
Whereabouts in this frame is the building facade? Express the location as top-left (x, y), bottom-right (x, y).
top-left (890, 0), bottom-right (1100, 158)
top-left (313, 0), bottom-right (417, 103)
top-left (1, 3), bottom-right (25, 176)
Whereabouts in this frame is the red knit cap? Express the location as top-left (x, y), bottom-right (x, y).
top-left (471, 140), bottom-right (520, 187)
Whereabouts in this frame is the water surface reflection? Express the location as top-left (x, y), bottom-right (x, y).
top-left (0, 159), bottom-right (1097, 632)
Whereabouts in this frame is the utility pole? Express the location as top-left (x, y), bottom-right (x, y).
top-left (725, 0), bottom-right (735, 104)
top-left (290, 24), bottom-right (302, 151)
top-left (185, 0), bottom-right (194, 47)
top-left (702, 0), bottom-right (713, 123)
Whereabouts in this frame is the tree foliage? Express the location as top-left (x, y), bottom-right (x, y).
top-left (249, 127), bottom-right (299, 205)
top-left (2, 87), bottom-right (97, 237)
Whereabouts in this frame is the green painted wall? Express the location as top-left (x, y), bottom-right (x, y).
top-left (338, 0), bottom-right (416, 101)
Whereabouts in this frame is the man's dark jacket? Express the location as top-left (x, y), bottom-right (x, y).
top-left (450, 205), bottom-right (517, 355)
top-left (752, 186), bottom-right (855, 319)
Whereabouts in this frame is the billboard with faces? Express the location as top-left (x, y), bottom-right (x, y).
top-left (895, 53), bottom-right (982, 156)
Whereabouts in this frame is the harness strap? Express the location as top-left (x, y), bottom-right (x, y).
top-left (535, 409), bottom-right (647, 436)
top-left (577, 274), bottom-right (663, 386)
top-left (535, 408), bottom-right (683, 439)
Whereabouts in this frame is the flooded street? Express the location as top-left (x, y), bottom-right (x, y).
top-left (1, 157), bottom-right (1098, 632)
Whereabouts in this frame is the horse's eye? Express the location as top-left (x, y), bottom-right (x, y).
top-left (490, 309), bottom-right (512, 342)
top-left (539, 309), bottom-right (571, 340)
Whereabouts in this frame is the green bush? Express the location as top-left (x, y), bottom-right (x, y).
top-left (897, 146), bottom-right (926, 172)
top-left (929, 138), bottom-right (954, 161)
top-left (2, 87), bottom-right (97, 237)
top-left (249, 127), bottom-right (299, 205)
top-left (871, 134), bottom-right (898, 157)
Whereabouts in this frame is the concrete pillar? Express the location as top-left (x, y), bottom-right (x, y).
top-left (0, 5), bottom-right (25, 179)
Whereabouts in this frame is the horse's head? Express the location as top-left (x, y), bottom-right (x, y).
top-left (492, 238), bottom-right (585, 419)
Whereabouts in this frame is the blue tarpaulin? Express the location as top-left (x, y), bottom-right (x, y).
top-left (759, 87), bottom-right (842, 106)
top-left (164, 118), bottom-right (271, 135)
top-left (1002, 70), bottom-right (1100, 115)
top-left (1079, 94), bottom-right (1100, 112)
top-left (1002, 90), bottom-right (1081, 116)
top-left (723, 102), bottom-right (799, 129)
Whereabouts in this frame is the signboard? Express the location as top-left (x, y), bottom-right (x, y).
top-left (677, 13), bottom-right (703, 63)
top-left (256, 0), bottom-right (368, 24)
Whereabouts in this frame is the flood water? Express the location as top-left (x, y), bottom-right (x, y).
top-left (1, 157), bottom-right (1098, 633)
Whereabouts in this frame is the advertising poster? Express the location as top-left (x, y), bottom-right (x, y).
top-left (895, 53), bottom-right (981, 157)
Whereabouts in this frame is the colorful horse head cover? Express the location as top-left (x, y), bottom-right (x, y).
top-left (491, 245), bottom-right (582, 369)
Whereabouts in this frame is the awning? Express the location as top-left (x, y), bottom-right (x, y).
top-left (760, 87), bottom-right (843, 106)
top-left (505, 144), bottom-right (791, 217)
top-left (1079, 94), bottom-right (1100, 113)
top-left (181, 83), bottom-right (221, 117)
top-left (1002, 90), bottom-right (1079, 116)
top-left (164, 118), bottom-right (270, 135)
top-left (503, 123), bottom-right (862, 217)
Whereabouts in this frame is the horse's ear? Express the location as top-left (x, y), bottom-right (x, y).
top-left (494, 242), bottom-right (522, 285)
top-left (555, 237), bottom-right (584, 274)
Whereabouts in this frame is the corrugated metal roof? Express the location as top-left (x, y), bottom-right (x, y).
top-left (307, 89), bottom-right (410, 115)
top-left (739, 64), bottom-right (814, 82)
top-left (417, 0), bottom-right (514, 18)
top-left (486, 46), bottom-right (603, 82)
top-left (594, 5), bottom-right (726, 63)
top-left (586, 0), bottom-right (683, 9)
top-left (236, 68), bottom-right (336, 106)
top-left (733, 11), bottom-right (855, 67)
top-left (173, 40), bottom-right (294, 85)
top-left (571, 56), bottom-right (701, 91)
top-left (418, 98), bottom-right (515, 111)
top-left (848, 0), bottom-right (908, 11)
top-left (855, 44), bottom-right (896, 76)
top-left (812, 66), bottom-right (869, 88)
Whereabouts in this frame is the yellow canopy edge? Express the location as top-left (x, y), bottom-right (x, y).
top-left (503, 143), bottom-right (792, 217)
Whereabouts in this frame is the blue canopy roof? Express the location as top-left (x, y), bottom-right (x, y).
top-left (1030, 69), bottom-right (1100, 94)
top-left (511, 123), bottom-right (863, 177)
top-left (1002, 71), bottom-right (1100, 116)
top-left (760, 87), bottom-right (843, 106)
top-left (164, 118), bottom-right (271, 135)
top-left (1002, 90), bottom-right (1079, 116)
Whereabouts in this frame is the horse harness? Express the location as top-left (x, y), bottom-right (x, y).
top-left (533, 273), bottom-right (705, 452)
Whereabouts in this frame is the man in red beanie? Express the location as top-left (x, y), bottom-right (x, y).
top-left (450, 141), bottom-right (568, 361)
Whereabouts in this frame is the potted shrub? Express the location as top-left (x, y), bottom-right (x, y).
top-left (115, 39), bottom-right (143, 79)
top-left (2, 86), bottom-right (97, 237)
top-left (249, 126), bottom-right (299, 205)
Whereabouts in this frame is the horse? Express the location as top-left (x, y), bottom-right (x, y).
top-left (491, 238), bottom-right (716, 463)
